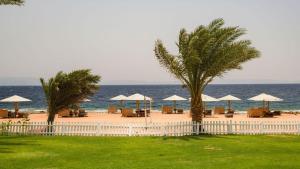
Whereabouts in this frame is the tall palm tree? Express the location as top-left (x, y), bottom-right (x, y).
top-left (40, 69), bottom-right (100, 123)
top-left (0, 0), bottom-right (24, 5)
top-left (154, 18), bottom-right (260, 122)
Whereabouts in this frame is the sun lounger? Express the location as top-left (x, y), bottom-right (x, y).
top-left (273, 111), bottom-right (281, 116)
top-left (18, 112), bottom-right (29, 118)
top-left (247, 107), bottom-right (268, 118)
top-left (58, 109), bottom-right (71, 117)
top-left (177, 109), bottom-right (184, 114)
top-left (146, 109), bottom-right (150, 116)
top-left (214, 107), bottom-right (225, 114)
top-left (162, 106), bottom-right (173, 114)
top-left (225, 110), bottom-right (234, 118)
top-left (121, 108), bottom-right (136, 117)
top-left (264, 111), bottom-right (274, 117)
top-left (108, 106), bottom-right (118, 114)
top-left (204, 110), bottom-right (212, 117)
top-left (0, 109), bottom-right (9, 118)
top-left (78, 109), bottom-right (87, 117)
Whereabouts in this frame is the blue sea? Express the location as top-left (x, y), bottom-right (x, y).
top-left (0, 84), bottom-right (299, 112)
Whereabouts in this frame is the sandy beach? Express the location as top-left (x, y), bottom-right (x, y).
top-left (1, 111), bottom-right (300, 123)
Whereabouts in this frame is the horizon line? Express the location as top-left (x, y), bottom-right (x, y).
top-left (0, 82), bottom-right (300, 86)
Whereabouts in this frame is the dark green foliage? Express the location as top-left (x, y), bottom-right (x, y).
top-left (0, 0), bottom-right (24, 5)
top-left (154, 18), bottom-right (260, 121)
top-left (40, 69), bottom-right (100, 123)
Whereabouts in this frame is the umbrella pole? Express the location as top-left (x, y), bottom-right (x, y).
top-left (228, 100), bottom-right (231, 111)
top-left (120, 100), bottom-right (124, 107)
top-left (173, 100), bottom-right (176, 113)
top-left (267, 101), bottom-right (270, 111)
top-left (136, 101), bottom-right (140, 110)
top-left (14, 102), bottom-right (19, 116)
top-left (144, 97), bottom-right (147, 127)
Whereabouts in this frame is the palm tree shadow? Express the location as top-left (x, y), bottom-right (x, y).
top-left (0, 136), bottom-right (39, 154)
top-left (160, 134), bottom-right (238, 141)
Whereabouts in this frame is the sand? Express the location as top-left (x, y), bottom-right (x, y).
top-left (1, 111), bottom-right (300, 123)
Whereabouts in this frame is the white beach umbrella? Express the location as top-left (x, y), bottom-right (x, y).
top-left (82, 98), bottom-right (91, 102)
top-left (248, 93), bottom-right (283, 110)
top-left (126, 93), bottom-right (152, 110)
top-left (163, 95), bottom-right (187, 110)
top-left (110, 95), bottom-right (128, 107)
top-left (126, 93), bottom-right (152, 101)
top-left (189, 94), bottom-right (219, 111)
top-left (201, 94), bottom-right (219, 102)
top-left (188, 94), bottom-right (219, 102)
top-left (0, 95), bottom-right (31, 113)
top-left (110, 95), bottom-right (128, 101)
top-left (218, 95), bottom-right (241, 110)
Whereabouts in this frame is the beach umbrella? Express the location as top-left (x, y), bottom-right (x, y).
top-left (126, 93), bottom-right (152, 110)
top-left (82, 98), bottom-right (91, 102)
top-left (189, 94), bottom-right (219, 110)
top-left (110, 95), bottom-right (128, 107)
top-left (201, 94), bottom-right (219, 102)
top-left (189, 94), bottom-right (219, 102)
top-left (0, 95), bottom-right (31, 113)
top-left (248, 93), bottom-right (283, 110)
top-left (218, 95), bottom-right (241, 110)
top-left (163, 95), bottom-right (187, 110)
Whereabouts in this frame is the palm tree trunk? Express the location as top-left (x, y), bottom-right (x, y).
top-left (47, 112), bottom-right (55, 123)
top-left (190, 94), bottom-right (204, 135)
top-left (47, 109), bottom-right (56, 135)
top-left (190, 92), bottom-right (204, 122)
top-left (191, 105), bottom-right (203, 122)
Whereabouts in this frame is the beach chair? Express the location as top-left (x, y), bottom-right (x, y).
top-left (58, 109), bottom-right (71, 117)
top-left (177, 109), bottom-right (184, 114)
top-left (146, 109), bottom-right (150, 116)
top-left (78, 109), bottom-right (88, 117)
top-left (247, 108), bottom-right (267, 118)
top-left (225, 110), bottom-right (234, 118)
top-left (273, 111), bottom-right (281, 116)
top-left (204, 110), bottom-right (212, 117)
top-left (162, 106), bottom-right (173, 114)
top-left (0, 109), bottom-right (9, 118)
top-left (214, 107), bottom-right (225, 114)
top-left (121, 108), bottom-right (136, 117)
top-left (18, 112), bottom-right (29, 118)
top-left (108, 106), bottom-right (118, 114)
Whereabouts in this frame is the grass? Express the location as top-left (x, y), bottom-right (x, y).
top-left (1, 135), bottom-right (300, 169)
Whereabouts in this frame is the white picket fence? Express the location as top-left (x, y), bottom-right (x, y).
top-left (1, 120), bottom-right (300, 136)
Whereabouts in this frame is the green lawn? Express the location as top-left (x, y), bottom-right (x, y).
top-left (1, 135), bottom-right (300, 169)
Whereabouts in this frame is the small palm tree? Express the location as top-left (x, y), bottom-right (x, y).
top-left (40, 69), bottom-right (100, 123)
top-left (0, 0), bottom-right (24, 5)
top-left (154, 18), bottom-right (260, 122)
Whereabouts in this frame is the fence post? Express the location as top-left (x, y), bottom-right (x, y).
top-left (96, 122), bottom-right (100, 136)
top-left (298, 122), bottom-right (300, 135)
top-left (128, 124), bottom-right (133, 136)
top-left (161, 125), bottom-right (166, 136)
top-left (227, 120), bottom-right (233, 134)
top-left (196, 122), bottom-right (200, 135)
top-left (259, 121), bottom-right (264, 134)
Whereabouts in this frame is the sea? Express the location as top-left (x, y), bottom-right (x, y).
top-left (0, 84), bottom-right (299, 112)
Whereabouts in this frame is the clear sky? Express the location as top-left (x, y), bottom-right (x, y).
top-left (0, 0), bottom-right (299, 85)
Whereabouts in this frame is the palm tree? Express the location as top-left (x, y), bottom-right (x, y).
top-left (154, 18), bottom-right (260, 122)
top-left (40, 69), bottom-right (100, 123)
top-left (0, 0), bottom-right (24, 5)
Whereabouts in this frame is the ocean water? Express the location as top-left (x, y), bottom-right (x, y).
top-left (0, 84), bottom-right (299, 112)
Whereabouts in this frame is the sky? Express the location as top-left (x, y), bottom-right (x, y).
top-left (0, 0), bottom-right (299, 85)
